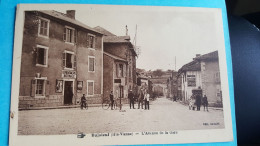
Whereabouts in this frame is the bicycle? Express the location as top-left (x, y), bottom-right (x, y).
top-left (102, 98), bottom-right (119, 110)
top-left (80, 100), bottom-right (88, 110)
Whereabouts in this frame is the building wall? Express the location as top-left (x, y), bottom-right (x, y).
top-left (104, 43), bottom-right (136, 94)
top-left (103, 54), bottom-right (114, 101)
top-left (180, 71), bottom-right (201, 102)
top-left (19, 11), bottom-right (103, 108)
top-left (76, 29), bottom-right (103, 104)
top-left (201, 60), bottom-right (222, 105)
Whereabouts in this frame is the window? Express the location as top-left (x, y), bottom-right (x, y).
top-left (88, 56), bottom-right (95, 72)
top-left (36, 45), bottom-right (48, 67)
top-left (215, 72), bottom-right (221, 83)
top-left (87, 81), bottom-right (94, 96)
top-left (38, 17), bottom-right (49, 37)
top-left (63, 51), bottom-right (76, 70)
top-left (63, 26), bottom-right (76, 44)
top-left (31, 77), bottom-right (49, 98)
top-left (87, 34), bottom-right (96, 49)
top-left (36, 79), bottom-right (45, 96)
top-left (187, 75), bottom-right (196, 87)
top-left (118, 64), bottom-right (123, 77)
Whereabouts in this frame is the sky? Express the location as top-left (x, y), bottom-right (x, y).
top-left (55, 5), bottom-right (225, 71)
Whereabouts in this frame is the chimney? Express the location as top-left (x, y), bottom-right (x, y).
top-left (126, 25), bottom-right (128, 36)
top-left (66, 10), bottom-right (75, 19)
top-left (196, 54), bottom-right (201, 57)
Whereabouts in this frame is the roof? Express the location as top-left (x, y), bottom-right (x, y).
top-left (179, 60), bottom-right (201, 72)
top-left (103, 52), bottom-right (127, 62)
top-left (104, 36), bottom-right (131, 43)
top-left (178, 51), bottom-right (219, 74)
top-left (196, 50), bottom-right (218, 61)
top-left (93, 26), bottom-right (116, 36)
top-left (39, 10), bottom-right (103, 35)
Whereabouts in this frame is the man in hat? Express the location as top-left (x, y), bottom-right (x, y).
top-left (128, 90), bottom-right (135, 109)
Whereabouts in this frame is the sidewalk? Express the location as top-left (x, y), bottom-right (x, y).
top-left (19, 104), bottom-right (102, 111)
top-left (167, 98), bottom-right (223, 111)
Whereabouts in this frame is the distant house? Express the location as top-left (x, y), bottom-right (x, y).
top-left (94, 26), bottom-right (137, 100)
top-left (166, 71), bottom-right (178, 99)
top-left (19, 10), bottom-right (103, 109)
top-left (178, 51), bottom-right (222, 107)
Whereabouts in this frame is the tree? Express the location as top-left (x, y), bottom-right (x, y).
top-left (152, 69), bottom-right (164, 77)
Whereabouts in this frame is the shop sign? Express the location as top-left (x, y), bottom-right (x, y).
top-left (62, 70), bottom-right (76, 78)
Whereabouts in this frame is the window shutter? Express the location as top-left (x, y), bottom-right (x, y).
top-left (45, 80), bottom-right (50, 97)
top-left (73, 55), bottom-right (77, 70)
top-left (63, 27), bottom-right (66, 41)
top-left (43, 49), bottom-right (47, 65)
top-left (35, 47), bottom-right (39, 65)
top-left (94, 36), bottom-right (97, 49)
top-left (31, 79), bottom-right (36, 97)
top-left (123, 64), bottom-right (126, 77)
top-left (63, 52), bottom-right (66, 68)
top-left (116, 63), bottom-right (119, 77)
top-left (86, 34), bottom-right (89, 48)
top-left (74, 29), bottom-right (77, 44)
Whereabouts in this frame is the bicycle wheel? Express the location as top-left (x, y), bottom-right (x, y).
top-left (85, 102), bottom-right (88, 110)
top-left (102, 100), bottom-right (110, 110)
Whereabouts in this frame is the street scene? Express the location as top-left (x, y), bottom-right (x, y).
top-left (18, 97), bottom-right (224, 135)
top-left (17, 6), bottom-right (226, 135)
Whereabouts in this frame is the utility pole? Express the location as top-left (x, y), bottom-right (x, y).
top-left (175, 56), bottom-right (176, 71)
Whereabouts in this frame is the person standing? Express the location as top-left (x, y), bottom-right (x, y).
top-left (144, 91), bottom-right (150, 110)
top-left (110, 91), bottom-right (114, 110)
top-left (80, 94), bottom-right (86, 109)
top-left (196, 93), bottom-right (202, 111)
top-left (202, 95), bottom-right (209, 111)
top-left (138, 89), bottom-right (144, 109)
top-left (128, 90), bottom-right (135, 109)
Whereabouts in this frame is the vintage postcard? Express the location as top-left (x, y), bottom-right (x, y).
top-left (9, 4), bottom-right (234, 145)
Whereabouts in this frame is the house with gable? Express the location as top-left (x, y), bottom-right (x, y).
top-left (178, 51), bottom-right (222, 107)
top-left (94, 26), bottom-right (137, 101)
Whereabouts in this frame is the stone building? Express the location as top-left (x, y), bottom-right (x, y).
top-left (94, 26), bottom-right (137, 101)
top-left (166, 71), bottom-right (178, 99)
top-left (178, 51), bottom-right (222, 107)
top-left (19, 10), bottom-right (103, 109)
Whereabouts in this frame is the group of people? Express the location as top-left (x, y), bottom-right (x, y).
top-left (189, 94), bottom-right (208, 111)
top-left (128, 89), bottom-right (150, 110)
top-left (109, 89), bottom-right (150, 110)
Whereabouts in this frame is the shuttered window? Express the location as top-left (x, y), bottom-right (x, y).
top-left (38, 17), bottom-right (49, 37)
top-left (63, 51), bottom-right (76, 70)
top-left (87, 34), bottom-right (96, 49)
top-left (88, 56), bottom-right (95, 72)
top-left (63, 26), bottom-right (76, 44)
top-left (31, 78), bottom-right (49, 97)
top-left (36, 45), bottom-right (48, 67)
top-left (87, 81), bottom-right (94, 96)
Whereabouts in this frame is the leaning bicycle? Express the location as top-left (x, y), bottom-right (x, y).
top-left (102, 99), bottom-right (111, 110)
top-left (102, 99), bottom-right (119, 110)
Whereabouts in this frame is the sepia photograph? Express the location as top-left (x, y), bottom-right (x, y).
top-left (9, 4), bottom-right (233, 145)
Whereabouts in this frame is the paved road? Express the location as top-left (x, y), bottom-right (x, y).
top-left (18, 97), bottom-right (224, 135)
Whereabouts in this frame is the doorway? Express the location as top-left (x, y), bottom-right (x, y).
top-left (64, 81), bottom-right (73, 105)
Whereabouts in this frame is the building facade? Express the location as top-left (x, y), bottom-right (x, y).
top-left (19, 10), bottom-right (103, 109)
top-left (95, 26), bottom-right (137, 101)
top-left (178, 51), bottom-right (222, 107)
